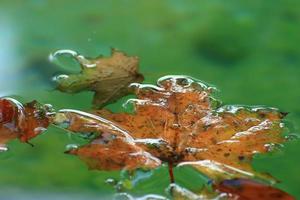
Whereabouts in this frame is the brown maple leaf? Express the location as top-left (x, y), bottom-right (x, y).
top-left (0, 98), bottom-right (50, 151)
top-left (52, 75), bottom-right (288, 184)
top-left (52, 48), bottom-right (144, 108)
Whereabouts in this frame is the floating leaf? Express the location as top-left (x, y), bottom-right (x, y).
top-left (52, 49), bottom-right (144, 108)
top-left (168, 179), bottom-right (294, 200)
top-left (0, 98), bottom-right (50, 151)
top-left (214, 178), bottom-right (295, 200)
top-left (53, 109), bottom-right (161, 170)
top-left (53, 75), bottom-right (289, 186)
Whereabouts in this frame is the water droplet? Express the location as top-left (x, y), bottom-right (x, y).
top-left (76, 55), bottom-right (97, 68)
top-left (285, 134), bottom-right (299, 141)
top-left (105, 178), bottom-right (117, 186)
top-left (50, 49), bottom-right (79, 60)
top-left (264, 143), bottom-right (284, 152)
top-left (52, 74), bottom-right (69, 82)
top-left (185, 147), bottom-right (208, 154)
top-left (217, 105), bottom-right (243, 114)
top-left (65, 144), bottom-right (79, 151)
top-left (0, 144), bottom-right (8, 152)
top-left (129, 83), bottom-right (165, 92)
top-left (49, 50), bottom-right (81, 71)
top-left (167, 183), bottom-right (200, 200)
top-left (43, 103), bottom-right (54, 112)
top-left (157, 75), bottom-right (216, 93)
top-left (0, 144), bottom-right (12, 160)
top-left (50, 49), bottom-right (97, 73)
top-left (172, 123), bottom-right (180, 128)
top-left (122, 99), bottom-right (148, 109)
top-left (34, 127), bottom-right (47, 134)
top-left (56, 109), bottom-right (135, 143)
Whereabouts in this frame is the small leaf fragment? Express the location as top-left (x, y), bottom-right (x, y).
top-left (0, 98), bottom-right (50, 150)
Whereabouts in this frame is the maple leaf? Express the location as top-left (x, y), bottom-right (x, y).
top-left (214, 179), bottom-right (294, 200)
top-left (52, 49), bottom-right (144, 108)
top-left (0, 98), bottom-right (50, 151)
top-left (52, 75), bottom-right (288, 184)
top-left (53, 109), bottom-right (161, 171)
top-left (169, 179), bottom-right (294, 200)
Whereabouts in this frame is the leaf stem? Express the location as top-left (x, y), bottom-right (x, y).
top-left (168, 161), bottom-right (175, 183)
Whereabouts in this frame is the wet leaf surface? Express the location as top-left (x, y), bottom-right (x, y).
top-left (0, 74), bottom-right (294, 199)
top-left (0, 98), bottom-right (50, 151)
top-left (169, 179), bottom-right (295, 200)
top-left (52, 49), bottom-right (144, 108)
top-left (215, 179), bottom-right (295, 200)
top-left (54, 109), bottom-right (161, 171)
top-left (53, 75), bottom-right (289, 185)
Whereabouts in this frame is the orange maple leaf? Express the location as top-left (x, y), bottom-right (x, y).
top-left (53, 75), bottom-right (288, 184)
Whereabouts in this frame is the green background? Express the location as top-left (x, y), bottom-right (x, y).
top-left (0, 0), bottom-right (300, 199)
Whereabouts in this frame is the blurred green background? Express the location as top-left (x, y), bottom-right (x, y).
top-left (0, 0), bottom-right (300, 199)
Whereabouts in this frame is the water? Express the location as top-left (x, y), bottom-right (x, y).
top-left (1, 74), bottom-right (294, 198)
top-left (0, 1), bottom-right (300, 198)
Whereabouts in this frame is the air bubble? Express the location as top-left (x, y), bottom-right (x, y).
top-left (49, 49), bottom-right (97, 72)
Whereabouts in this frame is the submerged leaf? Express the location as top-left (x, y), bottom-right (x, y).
top-left (0, 98), bottom-right (50, 150)
top-left (168, 179), bottom-right (294, 200)
top-left (53, 75), bottom-right (289, 184)
top-left (215, 179), bottom-right (295, 200)
top-left (52, 49), bottom-right (144, 108)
